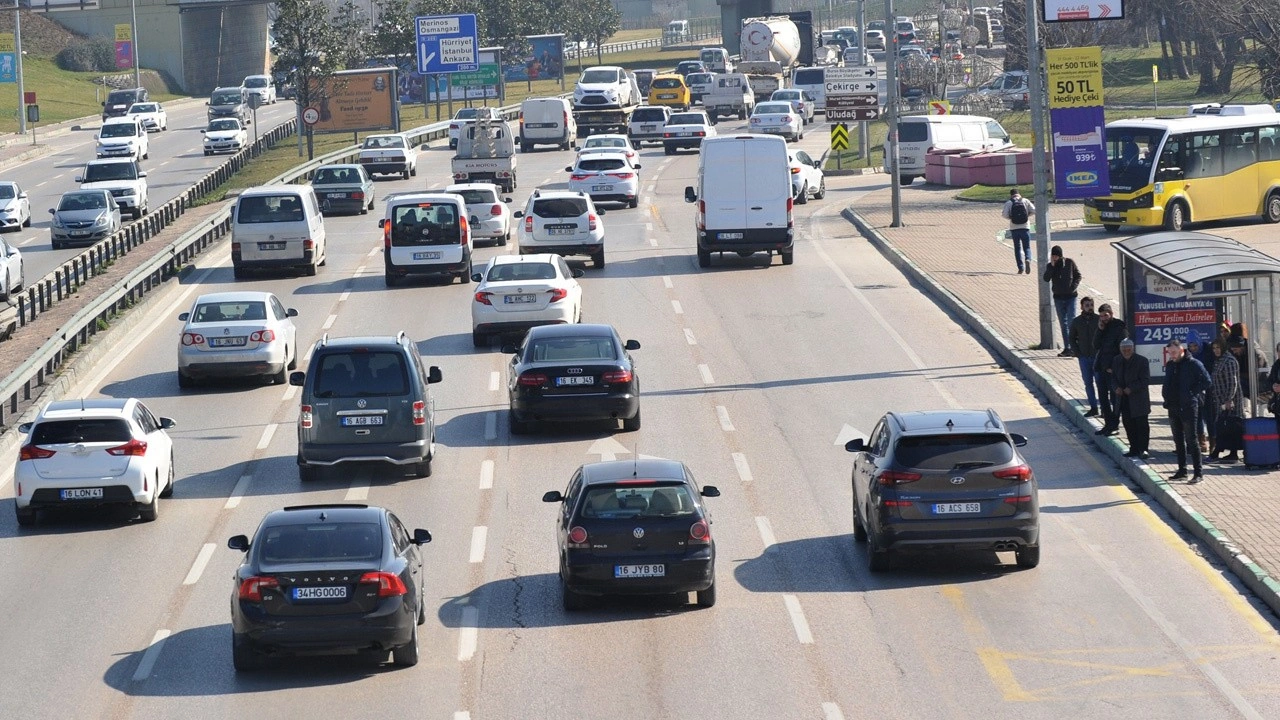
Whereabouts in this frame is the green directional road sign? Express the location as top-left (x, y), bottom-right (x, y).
top-left (454, 63), bottom-right (500, 87)
top-left (830, 123), bottom-right (850, 151)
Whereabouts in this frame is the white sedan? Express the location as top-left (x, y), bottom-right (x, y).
top-left (750, 101), bottom-right (804, 142)
top-left (0, 239), bottom-right (23, 302)
top-left (470, 253), bottom-right (583, 348)
top-left (770, 89), bottom-right (816, 125)
top-left (788, 148), bottom-right (826, 204)
top-left (0, 181), bottom-right (32, 232)
top-left (566, 151), bottom-right (642, 208)
top-left (126, 102), bottom-right (168, 132)
top-left (662, 110), bottom-right (717, 154)
top-left (576, 134), bottom-right (639, 165)
top-left (446, 182), bottom-right (513, 247)
top-left (176, 291), bottom-right (299, 388)
top-left (202, 118), bottom-right (249, 155)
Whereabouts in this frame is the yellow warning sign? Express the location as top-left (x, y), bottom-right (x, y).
top-left (929, 99), bottom-right (951, 115)
top-left (830, 123), bottom-right (849, 151)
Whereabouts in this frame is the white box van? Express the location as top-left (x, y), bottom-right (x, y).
top-left (886, 114), bottom-right (1012, 185)
top-left (699, 47), bottom-right (732, 73)
top-left (232, 186), bottom-right (328, 279)
top-left (791, 67), bottom-right (826, 112)
top-left (520, 97), bottom-right (577, 152)
top-left (683, 135), bottom-right (793, 268)
top-left (380, 193), bottom-right (473, 285)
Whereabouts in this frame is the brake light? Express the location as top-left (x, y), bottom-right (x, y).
top-left (791, 166), bottom-right (801, 174)
top-left (524, 216), bottom-right (533, 233)
top-left (1004, 495), bottom-right (1033, 505)
top-left (567, 526), bottom-right (589, 547)
top-left (602, 369), bottom-right (632, 384)
top-left (238, 576), bottom-right (278, 602)
top-left (459, 216), bottom-right (469, 244)
top-left (570, 173), bottom-right (592, 181)
top-left (182, 332), bottom-right (205, 346)
top-left (877, 470), bottom-right (921, 486)
top-left (490, 204), bottom-right (503, 216)
top-left (303, 238), bottom-right (315, 250)
top-left (474, 291), bottom-right (493, 305)
top-left (664, 132), bottom-right (674, 138)
top-left (548, 287), bottom-right (568, 302)
top-left (300, 404), bottom-right (313, 429)
top-left (232, 242), bottom-right (241, 252)
top-left (106, 438), bottom-right (147, 457)
top-left (993, 464), bottom-right (1033, 482)
top-left (563, 110), bottom-right (570, 128)
top-left (384, 221), bottom-right (392, 248)
top-left (359, 571), bottom-right (408, 597)
top-left (609, 172), bottom-right (635, 180)
top-left (883, 499), bottom-right (914, 507)
top-left (450, 123), bottom-right (459, 129)
top-left (351, 191), bottom-right (364, 200)
top-left (689, 520), bottom-right (711, 545)
top-left (412, 400), bottom-right (426, 426)
top-left (588, 214), bottom-right (598, 231)
top-left (250, 329), bottom-right (275, 343)
top-left (19, 445), bottom-right (55, 460)
top-left (518, 372), bottom-right (548, 387)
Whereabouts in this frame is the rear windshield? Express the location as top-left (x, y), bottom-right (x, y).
top-left (237, 195), bottom-right (306, 224)
top-left (390, 203), bottom-right (460, 246)
top-left (793, 69), bottom-right (823, 85)
top-left (893, 433), bottom-right (1014, 470)
top-left (128, 103), bottom-right (157, 113)
top-left (585, 137), bottom-right (626, 148)
top-left (211, 91), bottom-right (241, 105)
top-left (82, 163), bottom-right (136, 182)
top-left (487, 262), bottom-right (556, 282)
top-left (363, 136), bottom-right (406, 149)
top-left (258, 522), bottom-right (383, 563)
top-left (191, 301), bottom-right (267, 323)
top-left (106, 91), bottom-right (137, 105)
top-left (525, 335), bottom-right (617, 362)
top-left (454, 108), bottom-right (479, 120)
top-left (312, 351), bottom-right (410, 398)
top-left (668, 113), bottom-right (704, 125)
top-left (577, 158), bottom-right (626, 171)
top-left (579, 484), bottom-right (697, 519)
top-left (632, 108), bottom-right (667, 121)
top-left (451, 189), bottom-right (496, 205)
top-left (33, 418), bottom-right (131, 444)
top-left (532, 197), bottom-right (587, 218)
top-left (100, 123), bottom-right (137, 138)
top-left (580, 69), bottom-right (619, 84)
top-left (313, 167), bottom-right (359, 184)
top-left (773, 91), bottom-right (799, 99)
top-left (688, 74), bottom-right (713, 84)
top-left (208, 119), bottom-right (240, 132)
top-left (898, 121), bottom-right (929, 143)
top-left (652, 78), bottom-right (684, 89)
top-left (755, 103), bottom-right (792, 114)
top-left (244, 77), bottom-right (270, 88)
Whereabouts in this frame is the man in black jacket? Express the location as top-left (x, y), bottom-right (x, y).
top-left (1093, 303), bottom-right (1127, 435)
top-left (1043, 245), bottom-right (1082, 357)
top-left (1162, 338), bottom-right (1213, 483)
top-left (1113, 338), bottom-right (1151, 458)
top-left (1069, 296), bottom-right (1101, 416)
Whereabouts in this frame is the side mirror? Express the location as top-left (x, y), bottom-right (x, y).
top-left (565, 166), bottom-right (574, 172)
top-left (1009, 433), bottom-right (1029, 447)
top-left (74, 176), bottom-right (83, 183)
top-left (289, 371), bottom-right (306, 386)
top-left (138, 171), bottom-right (148, 178)
top-left (177, 311), bottom-right (190, 321)
top-left (542, 490), bottom-right (564, 502)
top-left (624, 339), bottom-right (641, 351)
top-left (597, 208), bottom-right (607, 215)
top-left (95, 135), bottom-right (100, 140)
top-left (571, 268), bottom-right (585, 278)
top-left (513, 211), bottom-right (524, 219)
top-left (205, 101), bottom-right (210, 105)
top-left (47, 208), bottom-right (55, 215)
top-left (471, 273), bottom-right (483, 282)
top-left (684, 186), bottom-right (697, 203)
top-left (199, 129), bottom-right (206, 134)
top-left (503, 197), bottom-right (513, 203)
top-left (159, 417), bottom-right (177, 429)
top-left (427, 366), bottom-right (443, 384)
top-left (701, 485), bottom-right (721, 497)
top-left (286, 308), bottom-right (299, 317)
top-left (102, 101), bottom-right (106, 107)
top-left (227, 535), bottom-right (250, 551)
top-left (412, 528), bottom-right (433, 545)
top-left (634, 163), bottom-right (642, 169)
top-left (17, 422), bottom-right (31, 434)
top-left (378, 218), bottom-right (387, 229)
top-left (500, 343), bottom-right (519, 354)
top-left (18, 192), bottom-right (26, 199)
top-left (844, 438), bottom-right (867, 452)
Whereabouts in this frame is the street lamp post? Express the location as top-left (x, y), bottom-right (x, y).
top-left (15, 6), bottom-right (25, 134)
top-left (130, 0), bottom-right (140, 88)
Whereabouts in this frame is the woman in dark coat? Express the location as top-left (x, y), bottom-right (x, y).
top-left (1209, 339), bottom-right (1244, 464)
top-left (1112, 338), bottom-right (1151, 458)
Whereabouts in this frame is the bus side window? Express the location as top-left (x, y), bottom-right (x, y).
top-left (1156, 134), bottom-right (1186, 180)
top-left (1185, 131), bottom-right (1222, 179)
top-left (1261, 126), bottom-right (1279, 161)
top-left (1223, 130), bottom-right (1257, 174)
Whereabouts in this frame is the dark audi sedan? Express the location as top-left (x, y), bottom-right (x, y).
top-left (506, 323), bottom-right (641, 434)
top-left (227, 504), bottom-right (432, 671)
top-left (543, 458), bottom-right (720, 610)
top-left (844, 409), bottom-right (1039, 571)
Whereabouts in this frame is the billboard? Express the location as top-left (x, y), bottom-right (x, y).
top-left (388, 50), bottom-right (500, 104)
top-left (114, 24), bottom-right (132, 70)
top-left (1122, 261), bottom-right (1222, 380)
top-left (308, 67), bottom-right (399, 134)
top-left (0, 34), bottom-right (14, 84)
top-left (1043, 0), bottom-right (1124, 22)
top-left (503, 34), bottom-right (564, 82)
top-left (1046, 47), bottom-right (1110, 199)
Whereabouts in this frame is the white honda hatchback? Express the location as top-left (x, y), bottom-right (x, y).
top-left (470, 254), bottom-right (583, 347)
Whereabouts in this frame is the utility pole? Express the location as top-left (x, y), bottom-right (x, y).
top-left (857, 0), bottom-right (868, 164)
top-left (886, 0), bottom-right (901, 226)
top-left (130, 0), bottom-right (140, 88)
top-left (1026, 0), bottom-right (1054, 349)
top-left (15, 6), bottom-right (24, 135)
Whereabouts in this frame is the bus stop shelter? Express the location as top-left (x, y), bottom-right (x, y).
top-left (1113, 230), bottom-right (1280, 414)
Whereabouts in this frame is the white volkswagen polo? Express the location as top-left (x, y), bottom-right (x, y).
top-left (177, 291), bottom-right (299, 388)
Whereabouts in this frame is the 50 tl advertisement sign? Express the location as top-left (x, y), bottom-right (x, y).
top-left (1046, 46), bottom-right (1109, 199)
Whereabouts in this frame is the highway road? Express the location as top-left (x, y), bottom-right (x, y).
top-left (0, 99), bottom-right (298, 282)
top-left (1, 115), bottom-right (1278, 720)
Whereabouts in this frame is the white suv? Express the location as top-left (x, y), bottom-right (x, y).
top-left (77, 159), bottom-right (149, 219)
top-left (566, 151), bottom-right (641, 208)
top-left (96, 116), bottom-right (149, 161)
top-left (515, 190), bottom-right (607, 269)
top-left (573, 66), bottom-right (640, 109)
top-left (242, 74), bottom-right (277, 105)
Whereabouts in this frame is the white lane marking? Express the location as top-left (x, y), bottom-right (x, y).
top-left (484, 412), bottom-right (497, 440)
top-left (783, 594), bottom-right (814, 644)
top-left (756, 516), bottom-right (777, 549)
top-left (34, 180), bottom-right (48, 187)
top-left (283, 384), bottom-right (297, 401)
top-left (354, 264), bottom-right (368, 275)
top-left (715, 405), bottom-right (734, 431)
top-left (339, 289), bottom-right (351, 302)
top-left (662, 275), bottom-right (673, 289)
top-left (644, 221), bottom-right (654, 231)
top-left (368, 247), bottom-right (380, 257)
top-left (225, 475), bottom-right (252, 509)
top-left (303, 345), bottom-right (314, 363)
top-left (469, 526), bottom-right (488, 563)
top-left (322, 313), bottom-right (337, 329)
top-left (698, 364), bottom-right (714, 385)
top-left (822, 702), bottom-right (847, 720)
top-left (684, 328), bottom-right (697, 345)
top-left (345, 480), bottom-right (369, 501)
top-left (488, 371), bottom-right (500, 392)
top-left (671, 300), bottom-right (683, 315)
top-left (131, 629), bottom-right (172, 681)
top-left (454, 714), bottom-right (472, 720)
top-left (458, 607), bottom-right (479, 661)
top-left (648, 237), bottom-right (657, 247)
top-left (182, 543), bottom-right (217, 585)
top-left (255, 423), bottom-right (277, 450)
top-left (479, 460), bottom-right (494, 490)
top-left (733, 453), bottom-right (754, 483)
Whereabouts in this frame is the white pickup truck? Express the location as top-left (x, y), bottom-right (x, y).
top-left (358, 134), bottom-right (418, 179)
top-left (703, 73), bottom-right (756, 121)
top-left (76, 158), bottom-right (148, 220)
top-left (452, 118), bottom-right (517, 193)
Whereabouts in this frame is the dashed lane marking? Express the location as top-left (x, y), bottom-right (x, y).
top-left (131, 629), bottom-right (172, 682)
top-left (662, 275), bottom-right (673, 289)
top-left (224, 475), bottom-right (252, 509)
top-left (783, 594), bottom-right (814, 644)
top-left (671, 300), bottom-right (684, 315)
top-left (322, 313), bottom-right (337, 329)
top-left (822, 703), bottom-right (846, 720)
top-left (484, 412), bottom-right (497, 440)
top-left (345, 480), bottom-right (369, 501)
top-left (684, 328), bottom-right (697, 345)
top-left (479, 460), bottom-right (494, 490)
top-left (488, 371), bottom-right (500, 392)
top-left (469, 526), bottom-right (488, 563)
top-left (733, 452), bottom-right (754, 483)
top-left (255, 423), bottom-right (277, 450)
top-left (458, 607), bottom-right (479, 661)
top-left (698, 364), bottom-right (714, 385)
top-left (715, 405), bottom-right (734, 431)
top-left (182, 543), bottom-right (216, 585)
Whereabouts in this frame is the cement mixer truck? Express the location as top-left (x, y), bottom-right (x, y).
top-left (739, 17), bottom-right (802, 98)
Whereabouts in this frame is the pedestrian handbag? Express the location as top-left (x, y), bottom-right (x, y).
top-left (1216, 414), bottom-right (1245, 450)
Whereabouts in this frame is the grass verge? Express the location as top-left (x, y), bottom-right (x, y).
top-left (0, 58), bottom-right (183, 133)
top-left (956, 183), bottom-right (1057, 202)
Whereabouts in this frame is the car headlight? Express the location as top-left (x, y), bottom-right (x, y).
top-left (93, 212), bottom-right (111, 227)
top-left (1131, 192), bottom-right (1154, 209)
top-left (203, 136), bottom-right (213, 144)
top-left (51, 216), bottom-right (64, 228)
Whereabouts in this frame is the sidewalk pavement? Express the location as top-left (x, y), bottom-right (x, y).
top-left (846, 185), bottom-right (1280, 617)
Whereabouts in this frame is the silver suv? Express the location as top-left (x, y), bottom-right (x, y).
top-left (514, 190), bottom-right (607, 269)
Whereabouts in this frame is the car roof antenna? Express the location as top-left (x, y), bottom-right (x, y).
top-left (633, 442), bottom-right (639, 477)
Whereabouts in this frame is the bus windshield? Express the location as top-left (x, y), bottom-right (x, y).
top-left (1105, 126), bottom-right (1164, 193)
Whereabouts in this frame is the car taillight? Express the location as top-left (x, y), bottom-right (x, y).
top-left (568, 526), bottom-right (589, 547)
top-left (412, 400), bottom-right (426, 426)
top-left (474, 291), bottom-right (493, 305)
top-left (877, 470), bottom-right (922, 486)
top-left (602, 369), bottom-right (632, 384)
top-left (750, 117), bottom-right (760, 124)
top-left (490, 204), bottom-right (503, 216)
top-left (518, 372), bottom-right (548, 387)
top-left (993, 464), bottom-right (1033, 482)
top-left (459, 216), bottom-right (469, 244)
top-left (238, 576), bottom-right (278, 602)
top-left (791, 166), bottom-right (801, 174)
top-left (351, 191), bottom-right (364, 200)
top-left (250, 329), bottom-right (276, 343)
top-left (570, 173), bottom-right (592, 181)
top-left (303, 238), bottom-right (315, 250)
top-left (450, 123), bottom-right (459, 129)
top-left (359, 571), bottom-right (408, 597)
top-left (19, 445), bottom-right (55, 460)
top-left (664, 132), bottom-right (674, 138)
top-left (106, 438), bottom-right (147, 457)
top-left (182, 332), bottom-right (205, 346)
top-left (524, 216), bottom-right (533, 233)
top-left (383, 221), bottom-right (392, 248)
top-left (548, 287), bottom-right (568, 302)
top-left (784, 114), bottom-right (794, 122)
top-left (588, 214), bottom-right (598, 231)
top-left (300, 404), bottom-right (313, 429)
top-left (689, 520), bottom-right (711, 545)
top-left (609, 172), bottom-right (634, 180)
top-left (231, 242), bottom-right (241, 252)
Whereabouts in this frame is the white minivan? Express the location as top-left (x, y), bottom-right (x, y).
top-left (232, 186), bottom-right (327, 279)
top-left (791, 67), bottom-right (826, 112)
top-left (683, 135), bottom-right (793, 268)
top-left (886, 114), bottom-right (1013, 185)
top-left (381, 193), bottom-right (473, 286)
top-left (520, 97), bottom-right (577, 152)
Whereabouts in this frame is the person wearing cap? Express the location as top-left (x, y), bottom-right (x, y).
top-left (1112, 338), bottom-right (1150, 459)
top-left (1001, 188), bottom-right (1035, 274)
top-left (1162, 338), bottom-right (1212, 483)
top-left (1043, 245), bottom-right (1082, 356)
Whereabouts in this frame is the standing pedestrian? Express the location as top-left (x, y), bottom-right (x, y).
top-left (1112, 338), bottom-right (1151, 458)
top-left (1043, 245), bottom-right (1082, 356)
top-left (1186, 330), bottom-right (1210, 452)
top-left (1094, 304), bottom-right (1127, 436)
top-left (1208, 338), bottom-right (1243, 465)
top-left (1002, 188), bottom-right (1034, 275)
top-left (1161, 338), bottom-right (1213, 483)
top-left (1203, 339), bottom-right (1225, 456)
top-left (1069, 296), bottom-right (1102, 416)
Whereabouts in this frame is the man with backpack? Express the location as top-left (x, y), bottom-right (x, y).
top-left (1002, 188), bottom-right (1035, 274)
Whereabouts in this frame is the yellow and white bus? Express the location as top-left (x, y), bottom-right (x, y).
top-left (1083, 104), bottom-right (1280, 233)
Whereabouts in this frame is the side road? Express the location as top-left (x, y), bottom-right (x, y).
top-left (846, 185), bottom-right (1280, 619)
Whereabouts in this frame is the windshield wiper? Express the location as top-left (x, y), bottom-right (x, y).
top-left (952, 460), bottom-right (995, 470)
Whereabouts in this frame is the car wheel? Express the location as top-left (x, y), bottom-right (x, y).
top-left (521, 142), bottom-right (532, 153)
top-left (504, 228), bottom-right (511, 245)
top-left (410, 166), bottom-right (417, 177)
top-left (159, 459), bottom-right (175, 499)
top-left (137, 489), bottom-right (159, 522)
top-left (622, 407), bottom-right (641, 432)
top-left (416, 586), bottom-right (427, 625)
top-left (739, 108), bottom-right (747, 120)
top-left (23, 214), bottom-right (31, 228)
top-left (561, 577), bottom-right (589, 611)
top-left (509, 411), bottom-right (531, 436)
top-left (796, 184), bottom-right (809, 204)
top-left (299, 464), bottom-right (321, 482)
top-left (384, 273), bottom-right (400, 287)
top-left (852, 502), bottom-right (868, 542)
top-left (898, 174), bottom-right (916, 186)
top-left (867, 528), bottom-right (893, 572)
top-left (1103, 224), bottom-right (1122, 233)
top-left (592, 250), bottom-right (605, 269)
top-left (472, 331), bottom-right (487, 348)
top-left (780, 248), bottom-right (794, 265)
top-left (287, 348), bottom-right (298, 371)
top-left (203, 150), bottom-right (211, 156)
top-left (1164, 200), bottom-right (1187, 231)
top-left (1015, 545), bottom-right (1040, 569)
top-left (696, 581), bottom-right (716, 608)
top-left (391, 625), bottom-right (420, 667)
top-left (664, 146), bottom-right (675, 156)
top-left (413, 458), bottom-right (432, 478)
top-left (14, 505), bottom-right (36, 527)
top-left (1265, 192), bottom-right (1280, 223)
top-left (814, 179), bottom-right (826, 200)
top-left (697, 249), bottom-right (711, 268)
top-left (232, 632), bottom-right (263, 672)
top-left (272, 365), bottom-right (287, 384)
top-left (303, 262), bottom-right (317, 277)
top-left (628, 197), bottom-right (639, 209)
top-left (402, 169), bottom-right (411, 180)
top-left (132, 208), bottom-right (143, 220)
